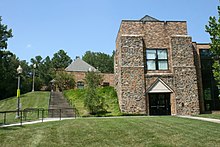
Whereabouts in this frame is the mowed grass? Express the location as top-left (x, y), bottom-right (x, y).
top-left (196, 114), bottom-right (220, 119)
top-left (64, 86), bottom-right (122, 116)
top-left (0, 91), bottom-right (50, 124)
top-left (1, 116), bottom-right (220, 147)
top-left (0, 91), bottom-right (50, 111)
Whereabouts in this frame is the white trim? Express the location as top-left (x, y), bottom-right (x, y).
top-left (147, 78), bottom-right (173, 93)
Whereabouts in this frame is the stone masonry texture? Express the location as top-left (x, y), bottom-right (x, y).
top-left (115, 17), bottom-right (202, 115)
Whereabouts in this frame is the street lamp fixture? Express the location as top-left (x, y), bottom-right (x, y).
top-left (32, 63), bottom-right (36, 92)
top-left (16, 65), bottom-right (22, 118)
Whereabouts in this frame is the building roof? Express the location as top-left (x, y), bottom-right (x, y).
top-left (65, 57), bottom-right (97, 72)
top-left (140, 15), bottom-right (159, 22)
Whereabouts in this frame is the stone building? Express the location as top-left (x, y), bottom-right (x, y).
top-left (115, 15), bottom-right (220, 115)
top-left (65, 57), bottom-right (114, 88)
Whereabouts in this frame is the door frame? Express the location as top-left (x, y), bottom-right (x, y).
top-left (148, 93), bottom-right (171, 115)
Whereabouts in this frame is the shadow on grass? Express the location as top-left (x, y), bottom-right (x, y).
top-left (0, 125), bottom-right (24, 130)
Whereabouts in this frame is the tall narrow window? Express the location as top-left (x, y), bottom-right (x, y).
top-left (146, 49), bottom-right (168, 70)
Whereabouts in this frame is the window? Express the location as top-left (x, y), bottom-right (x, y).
top-left (77, 81), bottom-right (84, 89)
top-left (146, 49), bottom-right (168, 70)
top-left (102, 82), bottom-right (110, 87)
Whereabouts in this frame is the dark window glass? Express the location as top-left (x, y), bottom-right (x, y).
top-left (200, 49), bottom-right (220, 110)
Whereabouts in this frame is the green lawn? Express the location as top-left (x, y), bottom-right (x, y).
top-left (1, 116), bottom-right (220, 146)
top-left (0, 91), bottom-right (50, 111)
top-left (64, 86), bottom-right (122, 116)
top-left (0, 91), bottom-right (50, 124)
top-left (196, 114), bottom-right (220, 119)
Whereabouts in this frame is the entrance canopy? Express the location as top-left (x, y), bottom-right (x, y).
top-left (147, 79), bottom-right (173, 93)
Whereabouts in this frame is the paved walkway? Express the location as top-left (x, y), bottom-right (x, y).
top-left (2, 115), bottom-right (220, 128)
top-left (177, 115), bottom-right (220, 124)
top-left (0, 117), bottom-right (75, 128)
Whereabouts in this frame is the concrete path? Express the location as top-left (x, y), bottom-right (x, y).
top-left (0, 117), bottom-right (75, 128)
top-left (2, 115), bottom-right (220, 128)
top-left (177, 115), bottom-right (220, 124)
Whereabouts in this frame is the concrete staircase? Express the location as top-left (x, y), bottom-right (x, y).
top-left (48, 91), bottom-right (75, 118)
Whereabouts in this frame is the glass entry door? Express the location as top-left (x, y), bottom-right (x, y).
top-left (149, 93), bottom-right (171, 115)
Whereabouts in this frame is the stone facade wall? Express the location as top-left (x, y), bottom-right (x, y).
top-left (145, 74), bottom-right (175, 114)
top-left (115, 18), bottom-right (201, 115)
top-left (115, 35), bottom-right (146, 113)
top-left (171, 36), bottom-right (200, 115)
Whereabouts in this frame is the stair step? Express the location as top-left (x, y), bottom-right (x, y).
top-left (48, 91), bottom-right (75, 118)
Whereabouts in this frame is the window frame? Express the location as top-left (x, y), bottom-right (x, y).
top-left (146, 49), bottom-right (169, 71)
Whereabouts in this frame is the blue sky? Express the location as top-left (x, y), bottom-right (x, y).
top-left (0, 0), bottom-right (219, 62)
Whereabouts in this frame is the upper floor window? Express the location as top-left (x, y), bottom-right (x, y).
top-left (146, 49), bottom-right (168, 70)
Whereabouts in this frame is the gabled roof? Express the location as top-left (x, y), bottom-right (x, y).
top-left (140, 15), bottom-right (159, 22)
top-left (147, 78), bottom-right (173, 93)
top-left (65, 58), bottom-right (97, 72)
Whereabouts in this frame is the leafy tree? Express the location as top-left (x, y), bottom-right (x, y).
top-left (82, 51), bottom-right (114, 73)
top-left (52, 49), bottom-right (72, 69)
top-left (20, 60), bottom-right (32, 93)
top-left (84, 70), bottom-right (106, 114)
top-left (0, 52), bottom-right (18, 99)
top-left (206, 4), bottom-right (220, 84)
top-left (0, 17), bottom-right (16, 99)
top-left (54, 71), bottom-right (75, 91)
top-left (30, 55), bottom-right (44, 90)
top-left (0, 52), bottom-right (31, 99)
top-left (41, 56), bottom-right (54, 85)
top-left (0, 16), bottom-right (13, 50)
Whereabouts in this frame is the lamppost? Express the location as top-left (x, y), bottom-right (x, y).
top-left (32, 63), bottom-right (36, 92)
top-left (16, 65), bottom-right (22, 118)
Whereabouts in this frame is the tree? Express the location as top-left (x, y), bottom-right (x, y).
top-left (41, 56), bottom-right (54, 86)
top-left (51, 49), bottom-right (72, 69)
top-left (84, 70), bottom-right (106, 114)
top-left (0, 17), bottom-right (16, 99)
top-left (0, 16), bottom-right (13, 50)
top-left (30, 55), bottom-right (44, 90)
top-left (206, 4), bottom-right (220, 84)
top-left (82, 51), bottom-right (114, 73)
top-left (54, 71), bottom-right (75, 91)
top-left (0, 52), bottom-right (32, 99)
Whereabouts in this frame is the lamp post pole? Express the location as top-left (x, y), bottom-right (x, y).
top-left (32, 64), bottom-right (36, 92)
top-left (16, 65), bottom-right (22, 118)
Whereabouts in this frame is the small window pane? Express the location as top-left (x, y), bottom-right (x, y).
top-left (158, 61), bottom-right (168, 70)
top-left (147, 50), bottom-right (156, 59)
top-left (147, 61), bottom-right (156, 70)
top-left (77, 81), bottom-right (84, 89)
top-left (158, 50), bottom-right (167, 59)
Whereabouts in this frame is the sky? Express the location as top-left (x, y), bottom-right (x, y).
top-left (0, 0), bottom-right (219, 63)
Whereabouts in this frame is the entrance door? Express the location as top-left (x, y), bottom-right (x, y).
top-left (149, 93), bottom-right (171, 115)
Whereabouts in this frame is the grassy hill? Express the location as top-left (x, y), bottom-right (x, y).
top-left (0, 91), bottom-right (50, 111)
top-left (64, 86), bottom-right (122, 116)
top-left (1, 116), bottom-right (220, 146)
top-left (0, 91), bottom-right (50, 124)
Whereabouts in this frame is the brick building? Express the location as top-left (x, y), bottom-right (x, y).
top-left (115, 15), bottom-right (220, 115)
top-left (65, 57), bottom-right (114, 88)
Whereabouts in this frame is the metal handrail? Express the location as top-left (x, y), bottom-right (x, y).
top-left (0, 107), bottom-right (76, 126)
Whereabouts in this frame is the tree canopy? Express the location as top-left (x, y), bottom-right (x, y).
top-left (82, 51), bottom-right (114, 73)
top-left (51, 49), bottom-right (72, 69)
top-left (0, 16), bottom-right (13, 50)
top-left (206, 4), bottom-right (220, 84)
